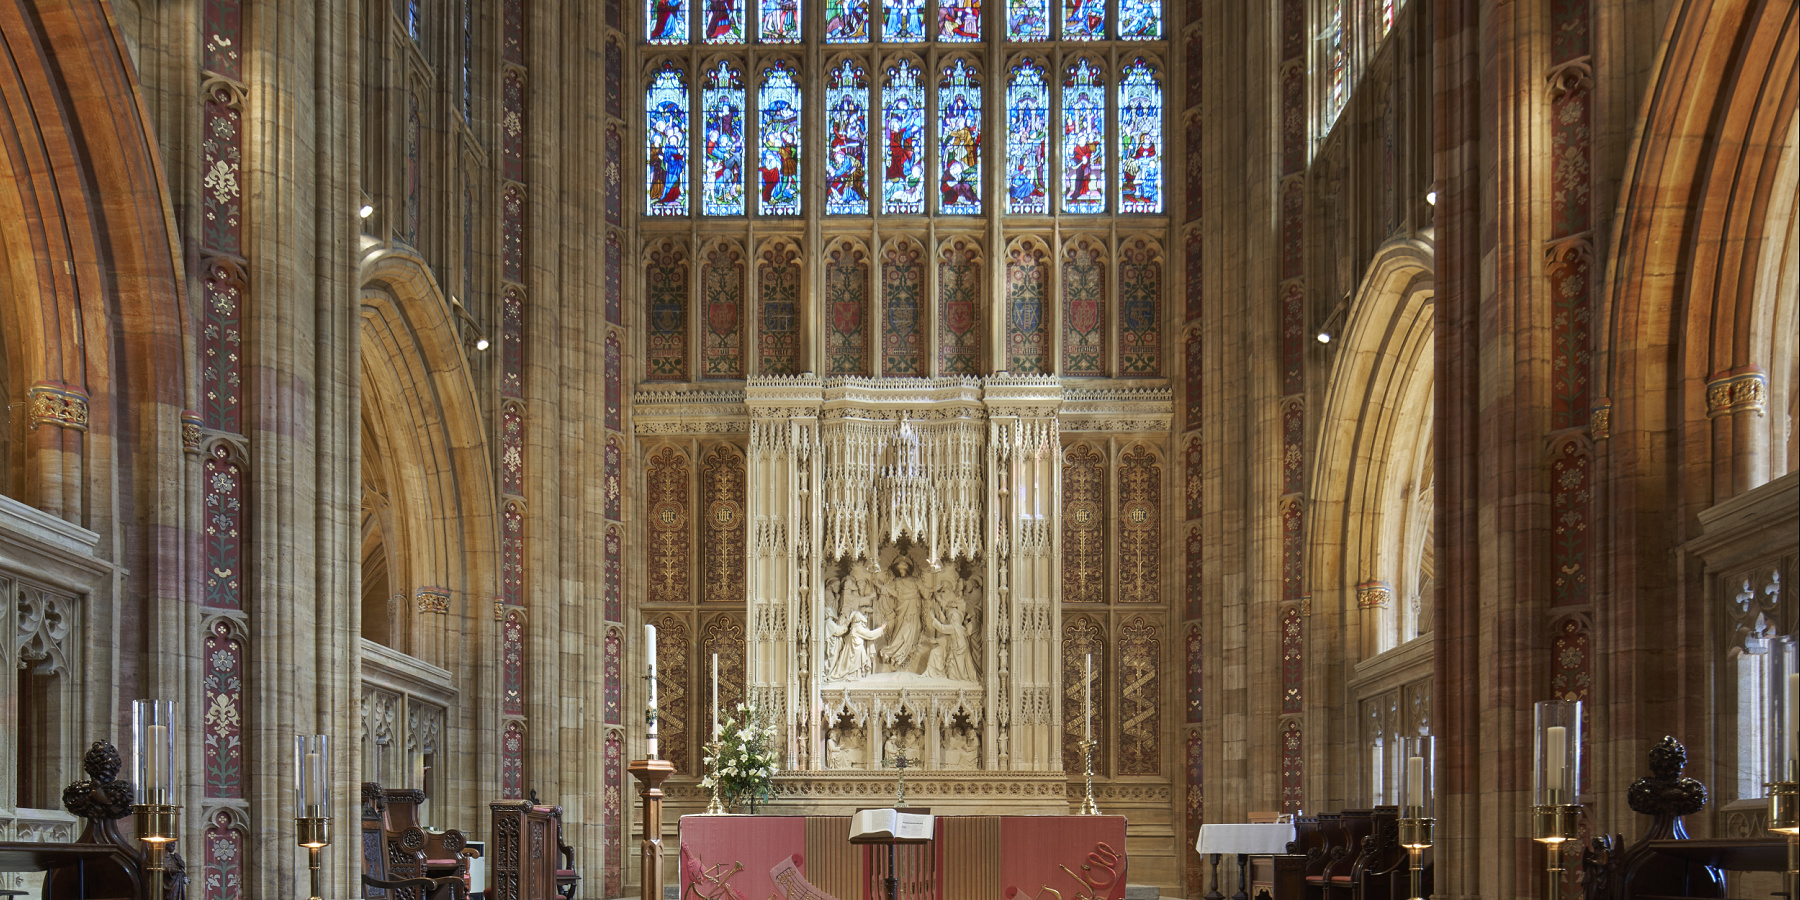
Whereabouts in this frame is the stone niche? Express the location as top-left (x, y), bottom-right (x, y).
top-left (741, 375), bottom-right (1070, 813)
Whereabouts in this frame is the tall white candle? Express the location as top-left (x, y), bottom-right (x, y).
top-left (1084, 654), bottom-right (1093, 741)
top-left (1545, 725), bottom-right (1568, 798)
top-left (306, 751), bottom-right (323, 812)
top-left (1406, 755), bottom-right (1424, 810)
top-left (645, 623), bottom-right (659, 758)
top-left (146, 724), bottom-right (167, 796)
top-left (712, 653), bottom-right (721, 739)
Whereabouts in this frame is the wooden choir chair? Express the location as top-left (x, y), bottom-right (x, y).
top-left (486, 799), bottom-right (579, 900)
top-left (361, 783), bottom-right (479, 900)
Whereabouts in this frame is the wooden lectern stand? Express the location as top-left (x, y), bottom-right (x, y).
top-left (627, 759), bottom-right (675, 900)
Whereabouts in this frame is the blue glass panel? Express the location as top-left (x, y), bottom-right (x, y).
top-left (1119, 60), bottom-right (1162, 213)
top-left (758, 63), bottom-right (803, 215)
top-left (1005, 59), bottom-right (1050, 215)
top-left (825, 60), bottom-right (870, 214)
top-left (1007, 0), bottom-right (1050, 40)
top-left (645, 64), bottom-right (689, 216)
top-left (701, 0), bottom-right (746, 42)
top-left (701, 61), bottom-right (746, 216)
top-left (938, 0), bottom-right (980, 41)
top-left (938, 60), bottom-right (982, 214)
top-left (881, 60), bottom-right (926, 215)
top-left (884, 0), bottom-right (925, 40)
top-left (1061, 58), bottom-right (1106, 214)
top-left (759, 0), bottom-right (801, 41)
top-left (1062, 0), bottom-right (1103, 40)
top-left (647, 0), bottom-right (689, 43)
top-left (1119, 0), bottom-right (1160, 39)
top-left (825, 0), bottom-right (869, 41)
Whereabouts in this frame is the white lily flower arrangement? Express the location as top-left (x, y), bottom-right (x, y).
top-left (701, 701), bottom-right (780, 812)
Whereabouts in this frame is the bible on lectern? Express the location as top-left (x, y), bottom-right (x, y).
top-left (849, 808), bottom-right (934, 841)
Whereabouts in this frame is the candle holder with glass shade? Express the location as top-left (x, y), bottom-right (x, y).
top-left (295, 735), bottom-right (331, 900)
top-left (1078, 652), bottom-right (1100, 815)
top-left (1531, 700), bottom-right (1583, 900)
top-left (132, 700), bottom-right (179, 900)
top-left (1767, 635), bottom-right (1800, 900)
top-left (1398, 736), bottom-right (1434, 900)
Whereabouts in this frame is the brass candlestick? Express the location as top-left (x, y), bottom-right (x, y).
top-left (1077, 737), bottom-right (1100, 815)
top-left (296, 817), bottom-right (331, 900)
top-left (1398, 813), bottom-right (1433, 900)
top-left (883, 748), bottom-right (913, 808)
top-left (1531, 802), bottom-right (1581, 900)
top-left (133, 804), bottom-right (178, 900)
top-left (704, 737), bottom-right (730, 815)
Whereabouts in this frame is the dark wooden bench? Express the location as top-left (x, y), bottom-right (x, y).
top-left (1582, 737), bottom-right (1732, 900)
top-left (0, 741), bottom-right (187, 900)
top-left (487, 799), bottom-right (578, 900)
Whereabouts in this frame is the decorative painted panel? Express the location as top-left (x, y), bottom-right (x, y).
top-left (607, 0), bottom-right (623, 30)
top-left (1184, 329), bottom-right (1202, 431)
top-left (1119, 239), bottom-right (1162, 375)
top-left (1550, 617), bottom-right (1590, 703)
top-left (1184, 623), bottom-right (1201, 723)
top-left (1061, 617), bottom-right (1107, 774)
top-left (200, 91), bottom-right (243, 257)
top-left (605, 627), bottom-right (624, 727)
top-left (1548, 241), bottom-right (1593, 430)
top-left (203, 447), bottom-right (244, 610)
top-left (1280, 499), bottom-right (1303, 604)
top-left (503, 69), bottom-right (526, 182)
top-left (1061, 238), bottom-right (1106, 376)
top-left (605, 525), bottom-right (625, 621)
top-left (1184, 114), bottom-right (1202, 219)
top-left (1184, 231), bottom-right (1202, 323)
top-left (1184, 435), bottom-right (1203, 520)
top-left (1061, 444), bottom-right (1106, 604)
top-left (880, 240), bottom-right (925, 375)
top-left (607, 126), bottom-right (624, 225)
top-left (504, 0), bottom-right (525, 63)
top-left (502, 287), bottom-right (525, 398)
top-left (203, 811), bottom-right (245, 900)
top-left (1551, 441), bottom-right (1590, 606)
top-left (1005, 59), bottom-right (1050, 215)
top-left (1281, 399), bottom-right (1303, 495)
top-left (202, 622), bottom-right (244, 796)
top-left (646, 447), bottom-right (692, 604)
top-left (653, 613), bottom-right (693, 772)
top-left (937, 240), bottom-right (982, 376)
top-left (605, 437), bottom-right (623, 521)
top-left (502, 403), bottom-right (525, 496)
top-left (1184, 30), bottom-right (1201, 110)
top-left (503, 184), bottom-right (526, 282)
top-left (824, 240), bottom-right (870, 375)
top-left (606, 331), bottom-right (623, 431)
top-left (203, 0), bottom-right (243, 79)
top-left (1280, 605), bottom-right (1302, 713)
top-left (701, 447), bottom-right (747, 604)
top-left (1184, 525), bottom-right (1202, 619)
top-left (825, 60), bottom-right (870, 215)
top-left (604, 730), bottom-right (624, 897)
top-left (1004, 240), bottom-right (1048, 373)
top-left (502, 609), bottom-right (526, 716)
top-left (1117, 444), bottom-right (1160, 603)
top-left (201, 262), bottom-right (245, 433)
top-left (758, 63), bottom-right (802, 215)
top-left (646, 242), bottom-right (690, 381)
top-left (701, 614), bottom-right (748, 738)
top-left (1280, 719), bottom-right (1302, 813)
top-left (503, 500), bottom-right (525, 605)
top-left (1118, 61), bottom-right (1163, 213)
top-left (1117, 617), bottom-right (1160, 775)
top-left (501, 721), bottom-right (525, 798)
top-left (404, 91), bottom-right (421, 244)
top-left (701, 242), bottom-right (746, 378)
top-left (938, 60), bottom-right (982, 214)
top-left (606, 231), bottom-right (624, 325)
top-left (758, 240), bottom-right (802, 374)
top-left (1280, 281), bottom-right (1304, 396)
top-left (1185, 729), bottom-right (1204, 894)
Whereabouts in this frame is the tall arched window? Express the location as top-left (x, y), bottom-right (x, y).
top-left (824, 0), bottom-right (869, 41)
top-left (646, 63), bottom-right (689, 216)
top-left (938, 60), bottom-right (982, 214)
top-left (1006, 58), bottom-right (1050, 215)
top-left (1062, 58), bottom-right (1106, 214)
top-left (758, 62), bottom-right (802, 215)
top-left (825, 60), bottom-right (870, 214)
top-left (759, 0), bottom-right (801, 42)
top-left (702, 0), bottom-right (746, 42)
top-left (1119, 59), bottom-right (1163, 214)
top-left (882, 59), bottom-right (926, 215)
top-left (1007, 0), bottom-right (1050, 40)
top-left (648, 0), bottom-right (689, 43)
top-left (701, 60), bottom-right (746, 216)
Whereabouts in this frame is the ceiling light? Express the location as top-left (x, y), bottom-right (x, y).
top-left (1317, 331), bottom-right (1332, 344)
top-left (359, 203), bottom-right (375, 218)
top-left (1425, 189), bottom-right (1437, 206)
top-left (474, 337), bottom-right (490, 351)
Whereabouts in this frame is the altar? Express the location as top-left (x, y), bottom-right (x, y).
top-left (677, 813), bottom-right (1129, 900)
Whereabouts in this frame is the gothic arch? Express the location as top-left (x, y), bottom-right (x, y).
top-left (359, 246), bottom-right (500, 667)
top-left (1307, 237), bottom-right (1435, 659)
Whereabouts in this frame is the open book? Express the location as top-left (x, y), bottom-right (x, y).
top-left (849, 808), bottom-right (934, 842)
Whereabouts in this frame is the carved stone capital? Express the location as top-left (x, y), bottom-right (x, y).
top-left (1356, 581), bottom-right (1393, 610)
top-left (1706, 370), bottom-right (1767, 418)
top-left (415, 586), bottom-right (451, 615)
top-left (28, 382), bottom-right (90, 431)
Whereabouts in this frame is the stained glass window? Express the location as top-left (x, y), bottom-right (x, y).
top-left (938, 0), bottom-right (980, 41)
top-left (825, 0), bottom-right (868, 41)
top-left (1119, 60), bottom-right (1162, 214)
top-left (1063, 0), bottom-right (1103, 40)
top-left (648, 0), bottom-right (688, 43)
top-left (1119, 0), bottom-right (1160, 39)
top-left (759, 63), bottom-right (802, 215)
top-left (459, 0), bottom-right (472, 119)
top-left (881, 60), bottom-right (926, 215)
top-left (825, 60), bottom-right (870, 214)
top-left (701, 0), bottom-right (746, 42)
top-left (1062, 58), bottom-right (1106, 214)
top-left (1008, 0), bottom-right (1050, 40)
top-left (1380, 0), bottom-right (1396, 38)
top-left (938, 60), bottom-right (982, 214)
top-left (759, 0), bottom-right (801, 42)
top-left (645, 63), bottom-right (689, 216)
top-left (884, 0), bottom-right (925, 41)
top-left (1006, 59), bottom-right (1050, 215)
top-left (1327, 0), bottom-right (1346, 118)
top-left (701, 61), bottom-right (746, 216)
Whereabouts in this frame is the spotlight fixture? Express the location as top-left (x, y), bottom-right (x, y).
top-left (475, 337), bottom-right (490, 351)
top-left (1425, 189), bottom-right (1438, 206)
top-left (1317, 331), bottom-right (1331, 344)
top-left (359, 203), bottom-right (375, 219)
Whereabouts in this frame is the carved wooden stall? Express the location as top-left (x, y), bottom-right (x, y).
top-left (359, 784), bottom-right (477, 900)
top-left (486, 800), bottom-right (578, 900)
top-left (0, 742), bottom-right (187, 900)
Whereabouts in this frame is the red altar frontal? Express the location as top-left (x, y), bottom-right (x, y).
top-left (677, 814), bottom-right (1129, 900)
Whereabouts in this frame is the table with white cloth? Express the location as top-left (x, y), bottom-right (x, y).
top-left (1195, 823), bottom-right (1298, 900)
